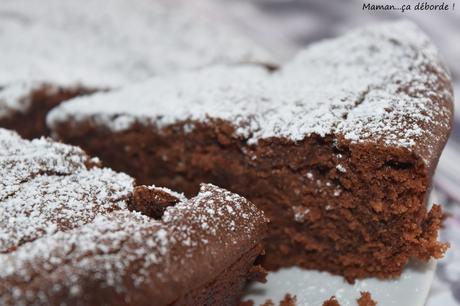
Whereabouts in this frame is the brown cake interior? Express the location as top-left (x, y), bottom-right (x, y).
top-left (0, 85), bottom-right (94, 139)
top-left (54, 119), bottom-right (448, 282)
top-left (174, 244), bottom-right (265, 306)
top-left (127, 186), bottom-right (267, 306)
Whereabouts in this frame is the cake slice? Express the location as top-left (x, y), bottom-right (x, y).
top-left (0, 0), bottom-right (273, 139)
top-left (48, 21), bottom-right (453, 281)
top-left (0, 128), bottom-right (268, 305)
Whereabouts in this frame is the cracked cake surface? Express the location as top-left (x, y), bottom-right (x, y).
top-left (0, 128), bottom-right (268, 306)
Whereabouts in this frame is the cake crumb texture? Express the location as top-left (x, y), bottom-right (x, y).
top-left (357, 291), bottom-right (377, 306)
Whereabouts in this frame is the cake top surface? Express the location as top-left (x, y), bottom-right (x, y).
top-left (0, 183), bottom-right (267, 305)
top-left (48, 21), bottom-right (454, 168)
top-left (0, 0), bottom-right (271, 118)
top-left (0, 128), bottom-right (267, 305)
top-left (0, 128), bottom-right (134, 253)
top-left (0, 128), bottom-right (88, 200)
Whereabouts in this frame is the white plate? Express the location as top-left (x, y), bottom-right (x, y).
top-left (243, 191), bottom-right (439, 306)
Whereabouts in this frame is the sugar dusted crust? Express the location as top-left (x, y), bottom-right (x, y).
top-left (0, 168), bottom-right (133, 253)
top-left (0, 185), bottom-right (267, 305)
top-left (321, 292), bottom-right (376, 306)
top-left (1, 129), bottom-right (92, 200)
top-left (0, 128), bottom-right (268, 305)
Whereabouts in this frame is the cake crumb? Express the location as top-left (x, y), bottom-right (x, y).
top-left (322, 296), bottom-right (341, 306)
top-left (247, 265), bottom-right (268, 283)
top-left (260, 300), bottom-right (275, 306)
top-left (243, 291), bottom-right (373, 306)
top-left (357, 291), bottom-right (377, 306)
top-left (279, 294), bottom-right (296, 306)
top-left (256, 294), bottom-right (296, 306)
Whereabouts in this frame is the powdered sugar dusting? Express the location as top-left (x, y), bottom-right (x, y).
top-left (0, 183), bottom-right (267, 305)
top-left (163, 184), bottom-right (268, 247)
top-left (336, 164), bottom-right (346, 173)
top-left (0, 81), bottom-right (38, 118)
top-left (48, 21), bottom-right (453, 168)
top-left (0, 129), bottom-right (88, 200)
top-left (292, 206), bottom-right (311, 223)
top-left (146, 185), bottom-right (188, 203)
top-left (0, 128), bottom-right (135, 253)
top-left (0, 169), bottom-right (133, 253)
top-left (0, 0), bottom-right (271, 119)
top-left (0, 211), bottom-right (164, 304)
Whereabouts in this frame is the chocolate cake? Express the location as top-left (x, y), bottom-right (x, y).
top-left (48, 21), bottom-right (453, 282)
top-left (0, 0), bottom-right (272, 139)
top-left (0, 128), bottom-right (268, 305)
